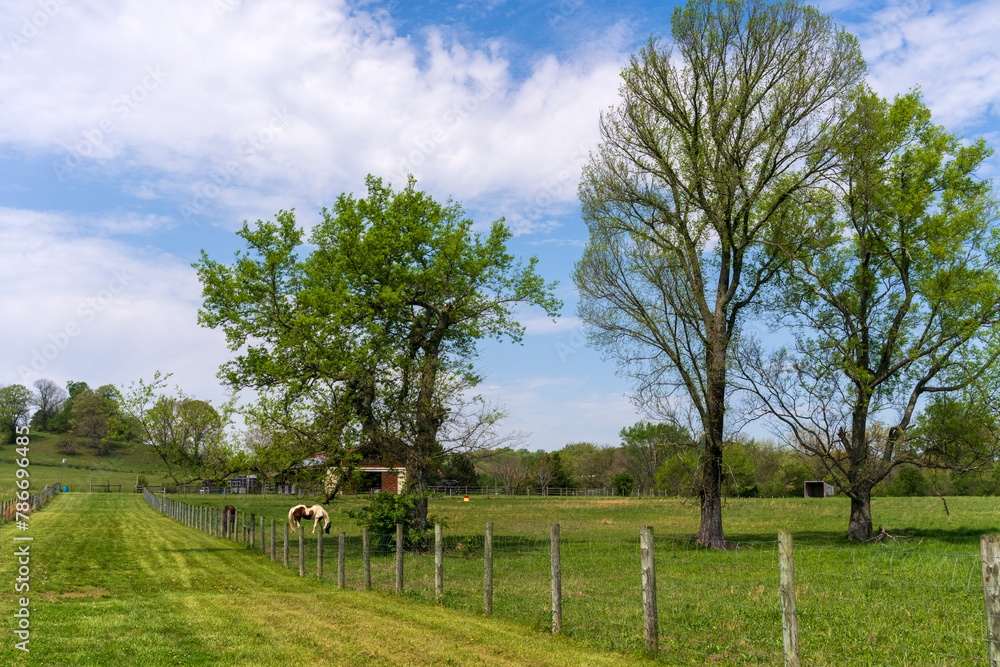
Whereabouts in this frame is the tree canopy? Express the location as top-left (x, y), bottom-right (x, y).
top-left (574, 0), bottom-right (865, 547)
top-left (114, 372), bottom-right (242, 483)
top-left (0, 384), bottom-right (33, 444)
top-left (738, 89), bottom-right (1000, 541)
top-left (195, 175), bottom-right (560, 528)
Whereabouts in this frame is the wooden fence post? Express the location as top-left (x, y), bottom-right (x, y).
top-left (779, 531), bottom-right (801, 667)
top-left (981, 535), bottom-right (1000, 666)
top-left (338, 532), bottom-right (346, 589)
top-left (363, 526), bottom-right (371, 590)
top-left (298, 525), bottom-right (305, 576)
top-left (260, 517), bottom-right (265, 553)
top-left (250, 513), bottom-right (256, 548)
top-left (270, 519), bottom-right (276, 561)
top-left (641, 525), bottom-right (658, 656)
top-left (396, 523), bottom-right (404, 594)
top-left (484, 522), bottom-right (493, 617)
top-left (317, 530), bottom-right (324, 579)
top-left (551, 523), bottom-right (562, 634)
top-left (284, 523), bottom-right (289, 568)
top-left (435, 523), bottom-right (444, 600)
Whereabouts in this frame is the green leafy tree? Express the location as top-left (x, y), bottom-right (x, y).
top-left (887, 466), bottom-right (928, 497)
top-left (739, 90), bottom-right (1000, 541)
top-left (115, 372), bottom-right (244, 483)
top-left (573, 0), bottom-right (865, 548)
top-left (721, 442), bottom-right (758, 497)
top-left (72, 389), bottom-right (110, 455)
top-left (0, 384), bottom-right (33, 444)
top-left (194, 175), bottom-right (560, 531)
top-left (611, 472), bottom-right (634, 496)
top-left (656, 454), bottom-right (698, 496)
top-left (347, 492), bottom-right (439, 552)
top-left (48, 381), bottom-right (91, 433)
top-left (620, 421), bottom-right (693, 494)
top-left (445, 453), bottom-right (479, 487)
top-left (548, 451), bottom-right (574, 489)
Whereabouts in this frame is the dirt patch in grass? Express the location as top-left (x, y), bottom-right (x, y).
top-left (38, 587), bottom-right (111, 601)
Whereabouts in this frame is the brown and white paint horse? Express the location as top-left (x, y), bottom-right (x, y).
top-left (288, 504), bottom-right (331, 534)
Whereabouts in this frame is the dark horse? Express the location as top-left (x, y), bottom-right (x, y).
top-left (222, 505), bottom-right (236, 537)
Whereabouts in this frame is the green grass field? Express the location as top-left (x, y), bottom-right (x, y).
top-left (6, 477), bottom-right (1000, 665)
top-left (133, 491), bottom-right (1000, 665)
top-left (0, 431), bottom-right (173, 497)
top-left (0, 493), bottom-right (658, 666)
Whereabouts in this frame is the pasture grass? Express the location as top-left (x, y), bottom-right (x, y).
top-left (0, 493), bottom-right (655, 666)
top-left (0, 461), bottom-right (173, 498)
top-left (185, 491), bottom-right (1000, 551)
top-left (0, 432), bottom-right (172, 497)
top-left (171, 492), bottom-right (1000, 664)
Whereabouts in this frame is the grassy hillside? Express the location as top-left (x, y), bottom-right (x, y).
top-left (0, 432), bottom-right (173, 496)
top-left (0, 494), bottom-right (654, 666)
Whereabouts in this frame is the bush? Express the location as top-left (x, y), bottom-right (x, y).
top-left (346, 492), bottom-right (439, 551)
top-left (56, 437), bottom-right (78, 455)
top-left (611, 472), bottom-right (634, 496)
top-left (887, 466), bottom-right (928, 497)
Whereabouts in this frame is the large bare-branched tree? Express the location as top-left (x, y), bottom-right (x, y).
top-left (31, 378), bottom-right (67, 431)
top-left (574, 0), bottom-right (865, 547)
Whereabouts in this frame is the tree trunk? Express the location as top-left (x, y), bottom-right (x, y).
top-left (695, 439), bottom-right (731, 549)
top-left (696, 327), bottom-right (732, 550)
top-left (846, 489), bottom-right (873, 542)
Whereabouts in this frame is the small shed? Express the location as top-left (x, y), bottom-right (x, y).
top-left (803, 481), bottom-right (835, 498)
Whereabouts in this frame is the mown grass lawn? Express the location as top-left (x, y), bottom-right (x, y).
top-left (0, 493), bottom-right (655, 666)
top-left (183, 491), bottom-right (1000, 551)
top-left (167, 492), bottom-right (1000, 665)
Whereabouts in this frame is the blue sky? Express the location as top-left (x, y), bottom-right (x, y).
top-left (2, 0), bottom-right (999, 451)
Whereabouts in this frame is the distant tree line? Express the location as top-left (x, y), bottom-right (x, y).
top-left (0, 378), bottom-right (129, 456)
top-left (444, 418), bottom-right (1000, 500)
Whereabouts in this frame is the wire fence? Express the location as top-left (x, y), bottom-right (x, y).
top-left (140, 489), bottom-right (998, 665)
top-left (146, 483), bottom-right (634, 497)
top-left (1, 485), bottom-right (61, 523)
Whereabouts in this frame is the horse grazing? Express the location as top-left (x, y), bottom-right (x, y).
top-left (288, 504), bottom-right (331, 534)
top-left (222, 505), bottom-right (236, 537)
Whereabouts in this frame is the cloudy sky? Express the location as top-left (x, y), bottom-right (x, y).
top-left (2, 0), bottom-right (998, 451)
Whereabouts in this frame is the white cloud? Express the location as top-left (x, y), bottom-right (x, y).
top-left (0, 207), bottom-right (232, 404)
top-left (0, 0), bottom-right (626, 222)
top-left (846, 1), bottom-right (1000, 131)
top-left (522, 315), bottom-right (582, 335)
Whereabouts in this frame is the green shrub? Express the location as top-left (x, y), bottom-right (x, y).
top-left (887, 466), bottom-right (928, 497)
top-left (611, 472), bottom-right (634, 496)
top-left (346, 492), bottom-right (440, 551)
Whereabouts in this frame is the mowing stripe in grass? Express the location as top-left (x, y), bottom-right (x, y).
top-left (1, 494), bottom-right (656, 666)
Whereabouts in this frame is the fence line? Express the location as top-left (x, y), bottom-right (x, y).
top-left (139, 488), bottom-right (996, 665)
top-left (1, 485), bottom-right (61, 523)
top-left (144, 484), bottom-right (639, 497)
